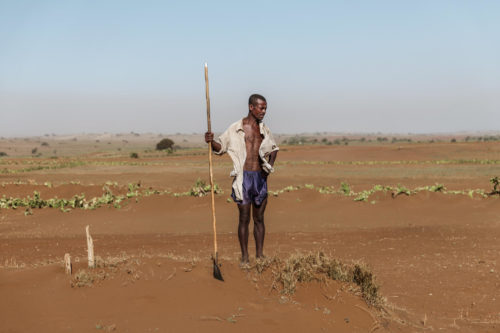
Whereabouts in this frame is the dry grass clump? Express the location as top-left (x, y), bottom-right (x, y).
top-left (71, 269), bottom-right (107, 287)
top-left (70, 255), bottom-right (141, 288)
top-left (254, 252), bottom-right (382, 307)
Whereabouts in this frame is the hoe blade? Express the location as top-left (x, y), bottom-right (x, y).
top-left (213, 253), bottom-right (224, 281)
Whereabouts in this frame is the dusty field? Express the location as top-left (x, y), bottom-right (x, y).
top-left (1, 140), bottom-right (500, 332)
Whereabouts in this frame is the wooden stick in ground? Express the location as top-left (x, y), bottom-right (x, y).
top-left (205, 63), bottom-right (217, 257)
top-left (64, 253), bottom-right (72, 275)
top-left (86, 225), bottom-right (95, 268)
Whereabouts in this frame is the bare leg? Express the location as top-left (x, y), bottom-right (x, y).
top-left (237, 203), bottom-right (251, 263)
top-left (252, 197), bottom-right (268, 259)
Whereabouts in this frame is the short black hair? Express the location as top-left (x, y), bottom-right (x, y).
top-left (248, 94), bottom-right (266, 106)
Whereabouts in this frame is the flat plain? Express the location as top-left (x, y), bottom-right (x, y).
top-left (1, 135), bottom-right (499, 332)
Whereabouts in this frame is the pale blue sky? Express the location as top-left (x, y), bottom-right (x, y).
top-left (1, 0), bottom-right (499, 136)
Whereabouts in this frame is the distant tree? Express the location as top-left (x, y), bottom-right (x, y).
top-left (0, 152), bottom-right (7, 157)
top-left (156, 138), bottom-right (175, 151)
top-left (485, 135), bottom-right (498, 142)
top-left (41, 142), bottom-right (49, 146)
top-left (130, 152), bottom-right (139, 159)
top-left (451, 138), bottom-right (457, 143)
top-left (31, 147), bottom-right (38, 154)
top-left (287, 136), bottom-right (304, 145)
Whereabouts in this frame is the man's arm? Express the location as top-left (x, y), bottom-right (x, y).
top-left (205, 132), bottom-right (222, 153)
top-left (268, 150), bottom-right (278, 167)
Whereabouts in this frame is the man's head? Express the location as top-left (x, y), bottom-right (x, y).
top-left (248, 94), bottom-right (267, 122)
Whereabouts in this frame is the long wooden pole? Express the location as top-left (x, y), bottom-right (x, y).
top-left (205, 63), bottom-right (218, 257)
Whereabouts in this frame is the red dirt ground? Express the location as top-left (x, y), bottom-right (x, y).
top-left (1, 142), bottom-right (500, 332)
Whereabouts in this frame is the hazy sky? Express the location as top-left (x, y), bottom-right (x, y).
top-left (1, 0), bottom-right (499, 136)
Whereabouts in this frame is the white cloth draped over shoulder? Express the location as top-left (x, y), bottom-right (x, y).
top-left (214, 119), bottom-right (279, 202)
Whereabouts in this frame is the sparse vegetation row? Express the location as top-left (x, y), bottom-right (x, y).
top-left (2, 158), bottom-right (500, 174)
top-left (2, 178), bottom-right (498, 215)
top-left (1, 179), bottom-right (222, 214)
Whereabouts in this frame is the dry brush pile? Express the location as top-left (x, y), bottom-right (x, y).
top-left (253, 251), bottom-right (382, 307)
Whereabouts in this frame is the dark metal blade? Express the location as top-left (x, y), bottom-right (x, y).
top-left (212, 254), bottom-right (224, 281)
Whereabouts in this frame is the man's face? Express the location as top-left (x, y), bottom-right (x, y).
top-left (249, 99), bottom-right (267, 121)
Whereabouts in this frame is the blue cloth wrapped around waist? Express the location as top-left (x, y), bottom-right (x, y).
top-left (231, 170), bottom-right (268, 205)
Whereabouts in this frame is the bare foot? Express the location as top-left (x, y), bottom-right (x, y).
top-left (239, 261), bottom-right (250, 269)
top-left (240, 256), bottom-right (250, 269)
top-left (256, 254), bottom-right (267, 263)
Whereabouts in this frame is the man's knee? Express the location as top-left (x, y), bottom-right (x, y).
top-left (240, 217), bottom-right (251, 226)
top-left (253, 213), bottom-right (265, 225)
top-left (238, 205), bottom-right (251, 223)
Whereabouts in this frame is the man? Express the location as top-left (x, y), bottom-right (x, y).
top-left (205, 94), bottom-right (279, 265)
